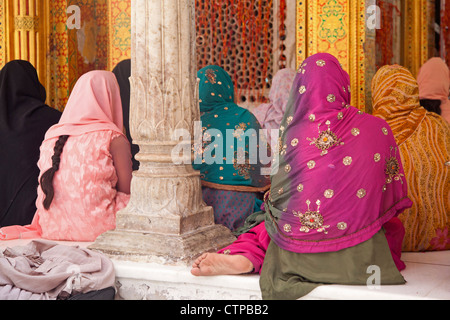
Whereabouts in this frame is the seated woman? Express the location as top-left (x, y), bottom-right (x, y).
top-left (112, 59), bottom-right (140, 171)
top-left (0, 71), bottom-right (132, 242)
top-left (252, 68), bottom-right (296, 149)
top-left (193, 65), bottom-right (271, 232)
top-left (417, 57), bottom-right (450, 123)
top-left (191, 53), bottom-right (412, 300)
top-left (0, 60), bottom-right (61, 227)
top-left (372, 64), bottom-right (450, 252)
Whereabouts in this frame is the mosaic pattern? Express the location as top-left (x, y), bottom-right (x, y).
top-left (296, 0), bottom-right (367, 111)
top-left (108, 0), bottom-right (131, 69)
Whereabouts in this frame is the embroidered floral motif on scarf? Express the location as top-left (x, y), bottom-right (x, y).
top-left (263, 53), bottom-right (412, 254)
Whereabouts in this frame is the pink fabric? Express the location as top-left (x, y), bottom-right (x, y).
top-left (218, 222), bottom-right (270, 274)
top-left (0, 71), bottom-right (131, 242)
top-left (383, 217), bottom-right (406, 271)
top-left (0, 240), bottom-right (115, 299)
top-left (110, 135), bottom-right (132, 194)
top-left (265, 53), bottom-right (412, 253)
top-left (44, 71), bottom-right (125, 140)
top-left (0, 131), bottom-right (130, 242)
top-left (417, 57), bottom-right (450, 124)
top-left (219, 219), bottom-right (406, 273)
top-left (253, 68), bottom-right (296, 147)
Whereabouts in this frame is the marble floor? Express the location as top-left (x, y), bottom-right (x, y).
top-left (1, 238), bottom-right (449, 300)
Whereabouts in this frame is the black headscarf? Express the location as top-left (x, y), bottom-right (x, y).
top-left (112, 59), bottom-right (140, 171)
top-left (0, 60), bottom-right (61, 227)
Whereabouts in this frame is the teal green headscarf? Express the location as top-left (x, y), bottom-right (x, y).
top-left (193, 65), bottom-right (270, 192)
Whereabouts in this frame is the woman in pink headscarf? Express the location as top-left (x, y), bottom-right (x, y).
top-left (252, 68), bottom-right (296, 148)
top-left (417, 57), bottom-right (450, 124)
top-left (0, 71), bottom-right (132, 242)
top-left (192, 53), bottom-right (412, 300)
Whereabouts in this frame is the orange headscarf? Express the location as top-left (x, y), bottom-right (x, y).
top-left (371, 65), bottom-right (427, 146)
top-left (372, 64), bottom-right (450, 252)
top-left (417, 57), bottom-right (450, 124)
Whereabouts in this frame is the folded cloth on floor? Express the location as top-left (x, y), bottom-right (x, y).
top-left (0, 240), bottom-right (115, 300)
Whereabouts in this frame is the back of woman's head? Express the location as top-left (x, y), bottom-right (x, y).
top-left (420, 99), bottom-right (442, 115)
top-left (417, 57), bottom-right (449, 102)
top-left (0, 60), bottom-right (47, 130)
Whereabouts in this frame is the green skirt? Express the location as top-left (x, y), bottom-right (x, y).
top-left (259, 229), bottom-right (406, 300)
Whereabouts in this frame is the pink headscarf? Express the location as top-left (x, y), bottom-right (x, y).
top-left (254, 68), bottom-right (296, 124)
top-left (265, 53), bottom-right (412, 253)
top-left (417, 57), bottom-right (450, 124)
top-left (0, 71), bottom-right (125, 240)
top-left (45, 70), bottom-right (124, 140)
top-left (253, 68), bottom-right (295, 146)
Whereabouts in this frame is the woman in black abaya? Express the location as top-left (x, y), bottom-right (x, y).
top-left (0, 60), bottom-right (61, 227)
top-left (112, 59), bottom-right (140, 171)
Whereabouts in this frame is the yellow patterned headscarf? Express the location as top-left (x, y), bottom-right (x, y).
top-left (371, 65), bottom-right (427, 146)
top-left (372, 64), bottom-right (450, 252)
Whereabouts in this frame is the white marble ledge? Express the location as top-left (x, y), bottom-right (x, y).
top-left (112, 251), bottom-right (450, 300)
top-left (0, 239), bottom-right (449, 300)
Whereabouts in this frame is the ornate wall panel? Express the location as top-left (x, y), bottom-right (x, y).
top-left (104, 0), bottom-right (291, 109)
top-left (47, 0), bottom-right (69, 110)
top-left (0, 1), bottom-right (6, 67)
top-left (108, 0), bottom-right (131, 70)
top-left (48, 0), bottom-right (109, 110)
top-left (441, 0), bottom-right (450, 65)
top-left (402, 0), bottom-right (431, 77)
top-left (0, 1), bottom-right (442, 111)
top-left (375, 0), bottom-right (402, 69)
top-left (67, 0), bottom-right (109, 92)
top-left (0, 1), bottom-right (297, 110)
top-left (296, 0), bottom-right (369, 111)
top-left (0, 1), bottom-right (51, 105)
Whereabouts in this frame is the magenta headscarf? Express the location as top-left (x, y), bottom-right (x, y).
top-left (264, 53), bottom-right (412, 253)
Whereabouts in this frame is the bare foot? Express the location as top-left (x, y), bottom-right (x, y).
top-left (190, 252), bottom-right (254, 276)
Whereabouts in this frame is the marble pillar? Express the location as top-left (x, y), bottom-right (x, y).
top-left (90, 0), bottom-right (235, 266)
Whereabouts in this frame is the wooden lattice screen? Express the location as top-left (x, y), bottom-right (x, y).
top-left (195, 0), bottom-right (277, 107)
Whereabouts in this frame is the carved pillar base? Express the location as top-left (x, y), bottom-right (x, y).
top-left (90, 224), bottom-right (235, 266)
top-left (90, 166), bottom-right (236, 266)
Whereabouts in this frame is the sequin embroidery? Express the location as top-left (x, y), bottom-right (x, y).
top-left (293, 200), bottom-right (330, 234)
top-left (337, 222), bottom-right (348, 230)
top-left (374, 153), bottom-right (381, 162)
top-left (316, 60), bottom-right (326, 67)
top-left (384, 147), bottom-right (404, 185)
top-left (343, 156), bottom-right (352, 166)
top-left (324, 189), bottom-right (334, 198)
top-left (357, 189), bottom-right (367, 199)
top-left (299, 85), bottom-right (306, 94)
top-left (205, 69), bottom-right (217, 84)
top-left (327, 94), bottom-right (336, 103)
top-left (307, 120), bottom-right (343, 156)
top-left (351, 128), bottom-right (360, 136)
